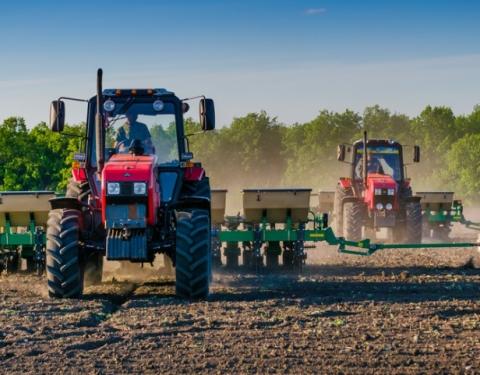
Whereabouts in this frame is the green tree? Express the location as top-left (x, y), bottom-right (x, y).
top-left (283, 109), bottom-right (361, 188)
top-left (443, 133), bottom-right (480, 200)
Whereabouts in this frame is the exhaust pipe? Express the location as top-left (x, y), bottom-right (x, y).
top-left (363, 131), bottom-right (368, 188)
top-left (96, 68), bottom-right (105, 174)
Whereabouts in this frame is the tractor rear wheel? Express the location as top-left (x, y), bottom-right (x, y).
top-left (175, 209), bottom-right (211, 299)
top-left (66, 179), bottom-right (91, 201)
top-left (343, 202), bottom-right (364, 241)
top-left (405, 202), bottom-right (422, 243)
top-left (46, 209), bottom-right (83, 298)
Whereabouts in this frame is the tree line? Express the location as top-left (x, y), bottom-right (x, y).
top-left (1, 104), bottom-right (479, 200)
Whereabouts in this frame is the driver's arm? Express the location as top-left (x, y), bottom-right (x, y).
top-left (114, 127), bottom-right (126, 148)
top-left (138, 123), bottom-right (155, 153)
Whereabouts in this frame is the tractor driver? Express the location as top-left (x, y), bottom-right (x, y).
top-left (355, 155), bottom-right (385, 178)
top-left (367, 157), bottom-right (385, 175)
top-left (115, 112), bottom-right (154, 154)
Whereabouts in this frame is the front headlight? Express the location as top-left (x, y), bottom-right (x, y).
top-left (387, 188), bottom-right (395, 196)
top-left (376, 203), bottom-right (384, 210)
top-left (374, 188), bottom-right (382, 195)
top-left (133, 182), bottom-right (147, 195)
top-left (107, 182), bottom-right (120, 195)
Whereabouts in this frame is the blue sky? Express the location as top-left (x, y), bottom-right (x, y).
top-left (0, 0), bottom-right (479, 126)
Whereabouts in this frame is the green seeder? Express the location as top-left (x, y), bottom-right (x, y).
top-left (0, 191), bottom-right (55, 274)
top-left (416, 192), bottom-right (480, 239)
top-left (211, 189), bottom-right (480, 270)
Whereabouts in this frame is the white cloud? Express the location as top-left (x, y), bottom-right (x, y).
top-left (305, 8), bottom-right (326, 15)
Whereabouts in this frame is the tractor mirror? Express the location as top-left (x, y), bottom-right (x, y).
top-left (337, 144), bottom-right (346, 162)
top-left (50, 100), bottom-right (65, 132)
top-left (182, 102), bottom-right (190, 114)
top-left (199, 98), bottom-right (215, 131)
top-left (413, 145), bottom-right (420, 163)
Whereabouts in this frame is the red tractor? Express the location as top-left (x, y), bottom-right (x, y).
top-left (334, 132), bottom-right (422, 242)
top-left (47, 69), bottom-right (215, 299)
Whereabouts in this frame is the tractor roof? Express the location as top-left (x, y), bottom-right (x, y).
top-left (102, 88), bottom-right (175, 97)
top-left (353, 138), bottom-right (402, 148)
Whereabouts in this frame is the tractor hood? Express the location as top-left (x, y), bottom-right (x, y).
top-left (365, 173), bottom-right (398, 210)
top-left (367, 173), bottom-right (397, 189)
top-left (102, 154), bottom-right (156, 182)
top-left (101, 153), bottom-right (159, 227)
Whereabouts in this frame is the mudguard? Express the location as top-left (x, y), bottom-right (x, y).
top-left (49, 197), bottom-right (83, 211)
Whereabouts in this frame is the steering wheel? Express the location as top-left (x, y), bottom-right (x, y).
top-left (115, 139), bottom-right (133, 153)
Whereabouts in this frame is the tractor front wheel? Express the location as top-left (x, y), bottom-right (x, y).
top-left (405, 202), bottom-right (422, 243)
top-left (343, 202), bottom-right (364, 241)
top-left (46, 209), bottom-right (84, 298)
top-left (175, 209), bottom-right (211, 299)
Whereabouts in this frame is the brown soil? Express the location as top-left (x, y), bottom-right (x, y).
top-left (1, 241), bottom-right (480, 374)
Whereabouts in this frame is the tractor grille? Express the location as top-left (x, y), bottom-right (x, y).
top-left (374, 195), bottom-right (394, 206)
top-left (106, 228), bottom-right (148, 261)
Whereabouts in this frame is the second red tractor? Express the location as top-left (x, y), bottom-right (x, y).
top-left (334, 132), bottom-right (422, 243)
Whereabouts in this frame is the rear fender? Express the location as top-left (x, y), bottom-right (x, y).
top-left (183, 166), bottom-right (205, 182)
top-left (403, 196), bottom-right (421, 204)
top-left (339, 178), bottom-right (352, 190)
top-left (72, 167), bottom-right (87, 182)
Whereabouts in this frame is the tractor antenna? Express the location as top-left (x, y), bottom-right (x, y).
top-left (96, 68), bottom-right (105, 174)
top-left (363, 131), bottom-right (368, 188)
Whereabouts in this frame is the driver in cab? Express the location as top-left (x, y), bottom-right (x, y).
top-left (355, 155), bottom-right (385, 178)
top-left (115, 112), bottom-right (154, 154)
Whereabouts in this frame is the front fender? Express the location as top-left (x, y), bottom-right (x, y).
top-left (174, 196), bottom-right (211, 212)
top-left (49, 197), bottom-right (84, 211)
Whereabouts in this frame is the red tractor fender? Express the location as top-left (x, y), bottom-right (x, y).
top-left (184, 165), bottom-right (205, 182)
top-left (338, 177), bottom-right (352, 190)
top-left (72, 164), bottom-right (88, 182)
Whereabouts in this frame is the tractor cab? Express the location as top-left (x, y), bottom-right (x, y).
top-left (46, 69), bottom-right (216, 300)
top-left (352, 140), bottom-right (404, 182)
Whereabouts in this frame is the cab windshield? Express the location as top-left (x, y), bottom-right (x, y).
top-left (354, 146), bottom-right (402, 181)
top-left (104, 99), bottom-right (179, 164)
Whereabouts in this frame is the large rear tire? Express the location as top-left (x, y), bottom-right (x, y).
top-left (175, 209), bottom-right (211, 299)
top-left (343, 202), bottom-right (364, 241)
top-left (66, 179), bottom-right (91, 201)
top-left (46, 209), bottom-right (83, 298)
top-left (405, 202), bottom-right (422, 243)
